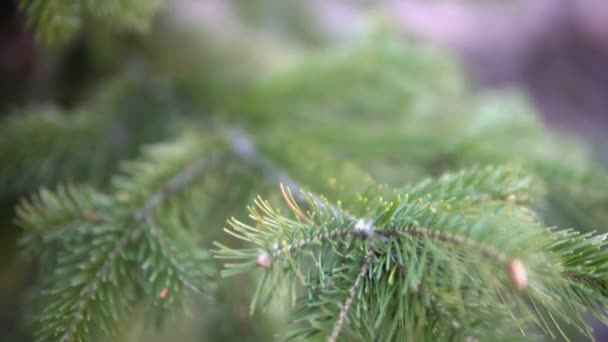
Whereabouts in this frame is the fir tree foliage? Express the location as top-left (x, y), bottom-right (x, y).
top-left (17, 133), bottom-right (218, 341)
top-left (216, 164), bottom-right (608, 341)
top-left (217, 36), bottom-right (608, 340)
top-left (0, 109), bottom-right (110, 199)
top-left (242, 36), bottom-right (608, 232)
top-left (0, 73), bottom-right (184, 199)
top-left (9, 25), bottom-right (608, 341)
top-left (20, 0), bottom-right (163, 45)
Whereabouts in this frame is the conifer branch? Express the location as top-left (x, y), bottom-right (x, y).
top-left (0, 109), bottom-right (108, 197)
top-left (228, 129), bottom-right (387, 237)
top-left (60, 225), bottom-right (141, 342)
top-left (431, 298), bottom-right (464, 332)
top-left (269, 229), bottom-right (365, 260)
top-left (21, 0), bottom-right (163, 45)
top-left (134, 155), bottom-right (222, 221)
top-left (18, 135), bottom-right (222, 341)
top-left (217, 160), bottom-right (608, 339)
top-left (60, 146), bottom-right (221, 342)
top-left (401, 226), bottom-right (507, 263)
top-left (327, 249), bottom-right (374, 342)
top-left (228, 129), bottom-right (322, 207)
top-left (1, 77), bottom-right (180, 200)
top-left (10, 27), bottom-right (608, 342)
top-left (144, 218), bottom-right (199, 291)
top-left (228, 130), bottom-right (512, 271)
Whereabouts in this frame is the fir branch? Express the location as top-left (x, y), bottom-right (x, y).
top-left (61, 150), bottom-right (219, 341)
top-left (228, 129), bottom-right (316, 205)
top-left (240, 34), bottom-right (608, 234)
top-left (60, 223), bottom-right (140, 342)
top-left (0, 109), bottom-right (108, 198)
top-left (327, 249), bottom-right (374, 342)
top-left (222, 132), bottom-right (541, 314)
top-left (1, 76), bottom-right (181, 200)
top-left (18, 135), bottom-right (221, 341)
top-left (133, 154), bottom-right (222, 221)
top-left (226, 131), bottom-right (517, 270)
top-left (228, 129), bottom-right (386, 238)
top-left (217, 162), bottom-right (608, 339)
top-left (21, 0), bottom-right (163, 45)
top-left (404, 164), bottom-right (540, 206)
top-left (399, 226), bottom-right (507, 264)
top-left (137, 214), bottom-right (216, 318)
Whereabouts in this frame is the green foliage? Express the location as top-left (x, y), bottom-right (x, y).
top-left (6, 22), bottom-right (608, 342)
top-left (0, 73), bottom-right (185, 200)
top-left (242, 35), bottom-right (608, 232)
top-left (0, 109), bottom-right (110, 199)
top-left (217, 166), bottom-right (608, 340)
top-left (21, 0), bottom-right (164, 45)
top-left (16, 134), bottom-right (219, 341)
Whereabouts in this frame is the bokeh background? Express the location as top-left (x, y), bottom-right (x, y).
top-left (1, 1), bottom-right (607, 341)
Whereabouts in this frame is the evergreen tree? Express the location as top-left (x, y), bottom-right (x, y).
top-left (2, 1), bottom-right (608, 341)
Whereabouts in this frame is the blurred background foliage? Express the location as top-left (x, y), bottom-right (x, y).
top-left (1, 0), bottom-right (608, 341)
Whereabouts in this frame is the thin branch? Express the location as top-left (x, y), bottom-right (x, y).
top-left (229, 129), bottom-right (387, 242)
top-left (269, 225), bottom-right (507, 275)
top-left (403, 226), bottom-right (508, 264)
top-left (433, 300), bottom-right (462, 330)
top-left (145, 217), bottom-right (198, 291)
top-left (432, 299), bottom-right (479, 342)
top-left (228, 129), bottom-right (319, 205)
top-left (61, 154), bottom-right (221, 342)
top-left (230, 130), bottom-right (515, 278)
top-left (271, 229), bottom-right (367, 258)
top-left (134, 154), bottom-right (222, 221)
top-left (327, 250), bottom-right (375, 342)
top-left (61, 224), bottom-right (144, 342)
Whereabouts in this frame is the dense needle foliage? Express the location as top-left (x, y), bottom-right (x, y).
top-left (1, 1), bottom-right (608, 341)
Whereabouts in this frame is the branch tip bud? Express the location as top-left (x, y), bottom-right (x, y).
top-left (257, 252), bottom-right (271, 268)
top-left (507, 259), bottom-right (528, 290)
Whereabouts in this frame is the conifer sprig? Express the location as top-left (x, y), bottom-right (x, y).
top-left (216, 150), bottom-right (608, 340)
top-left (8, 23), bottom-right (608, 341)
top-left (0, 109), bottom-right (108, 198)
top-left (20, 0), bottom-right (163, 45)
top-left (17, 134), bottom-right (220, 341)
top-left (0, 76), bottom-right (181, 200)
top-left (327, 249), bottom-right (375, 342)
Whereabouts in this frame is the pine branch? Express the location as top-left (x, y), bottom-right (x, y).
top-left (0, 109), bottom-right (108, 198)
top-left (228, 129), bottom-right (386, 240)
top-left (16, 184), bottom-right (114, 257)
top-left (216, 161), bottom-right (608, 340)
top-left (224, 131), bottom-right (530, 267)
top-left (59, 219), bottom-right (139, 342)
top-left (327, 249), bottom-right (374, 342)
top-left (1, 76), bottom-right (182, 199)
top-left (21, 0), bottom-right (163, 45)
top-left (18, 134), bottom-right (221, 341)
top-left (222, 131), bottom-right (608, 339)
top-left (240, 34), bottom-right (608, 234)
top-left (133, 153), bottom-right (221, 221)
top-left (404, 164), bottom-right (540, 205)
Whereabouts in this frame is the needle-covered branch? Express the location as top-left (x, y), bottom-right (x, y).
top-left (21, 0), bottom-right (163, 45)
top-left (0, 76), bottom-right (183, 199)
top-left (16, 133), bottom-right (221, 341)
top-left (216, 165), bottom-right (608, 340)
